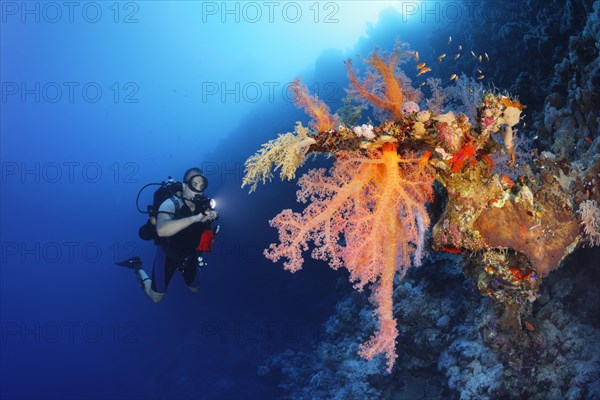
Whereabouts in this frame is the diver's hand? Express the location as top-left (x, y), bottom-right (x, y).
top-left (205, 210), bottom-right (218, 221)
top-left (192, 210), bottom-right (218, 223)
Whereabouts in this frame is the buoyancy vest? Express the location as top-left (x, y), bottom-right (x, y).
top-left (163, 196), bottom-right (209, 261)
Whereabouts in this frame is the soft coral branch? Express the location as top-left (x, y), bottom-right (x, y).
top-left (290, 78), bottom-right (339, 132)
top-left (265, 143), bottom-right (434, 371)
top-left (346, 43), bottom-right (421, 119)
top-left (242, 122), bottom-right (316, 193)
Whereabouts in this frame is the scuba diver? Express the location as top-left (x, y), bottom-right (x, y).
top-left (116, 167), bottom-right (219, 303)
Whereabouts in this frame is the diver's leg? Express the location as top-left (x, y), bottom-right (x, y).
top-left (141, 246), bottom-right (173, 304)
top-left (183, 257), bottom-right (201, 294)
top-left (137, 268), bottom-right (151, 293)
top-left (186, 276), bottom-right (200, 294)
top-left (115, 256), bottom-right (162, 300)
top-left (135, 268), bottom-right (164, 303)
top-left (148, 288), bottom-right (165, 303)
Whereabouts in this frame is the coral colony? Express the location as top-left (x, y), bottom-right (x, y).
top-left (242, 42), bottom-right (600, 372)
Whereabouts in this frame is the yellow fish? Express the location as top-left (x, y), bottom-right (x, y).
top-left (417, 67), bottom-right (432, 76)
top-left (450, 74), bottom-right (458, 81)
top-left (414, 51), bottom-right (419, 61)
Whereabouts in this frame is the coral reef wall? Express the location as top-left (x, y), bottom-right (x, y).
top-left (257, 1), bottom-right (600, 399)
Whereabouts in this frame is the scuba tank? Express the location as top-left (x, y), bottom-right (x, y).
top-left (136, 177), bottom-right (183, 242)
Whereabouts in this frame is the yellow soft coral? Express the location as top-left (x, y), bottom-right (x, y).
top-left (242, 122), bottom-right (315, 193)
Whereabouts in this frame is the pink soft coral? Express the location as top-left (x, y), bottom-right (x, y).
top-left (265, 143), bottom-right (434, 371)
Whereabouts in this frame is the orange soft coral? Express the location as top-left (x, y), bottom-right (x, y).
top-left (289, 78), bottom-right (339, 132)
top-left (346, 43), bottom-right (421, 119)
top-left (265, 143), bottom-right (434, 371)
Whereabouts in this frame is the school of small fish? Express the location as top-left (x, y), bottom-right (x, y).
top-left (414, 36), bottom-right (491, 85)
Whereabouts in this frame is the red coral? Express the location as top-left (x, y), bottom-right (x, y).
top-left (265, 143), bottom-right (434, 371)
top-left (449, 143), bottom-right (478, 173)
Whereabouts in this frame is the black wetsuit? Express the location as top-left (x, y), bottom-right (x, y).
top-left (151, 197), bottom-right (208, 293)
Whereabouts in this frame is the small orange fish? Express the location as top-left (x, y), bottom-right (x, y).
top-left (480, 153), bottom-right (494, 170)
top-left (450, 74), bottom-right (458, 81)
top-left (501, 175), bottom-right (515, 187)
top-left (523, 321), bottom-right (535, 331)
top-left (454, 53), bottom-right (461, 60)
top-left (485, 52), bottom-right (490, 62)
top-left (417, 67), bottom-right (431, 76)
top-left (414, 51), bottom-right (419, 61)
top-left (438, 53), bottom-right (446, 62)
top-left (477, 75), bottom-right (485, 80)
top-left (418, 81), bottom-right (426, 87)
top-left (416, 62), bottom-right (426, 69)
top-left (478, 55), bottom-right (482, 63)
top-left (584, 136), bottom-right (593, 144)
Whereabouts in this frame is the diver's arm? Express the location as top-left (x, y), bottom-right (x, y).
top-left (156, 199), bottom-right (194, 237)
top-left (156, 199), bottom-right (217, 237)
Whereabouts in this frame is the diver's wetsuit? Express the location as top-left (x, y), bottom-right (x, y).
top-left (151, 197), bottom-right (208, 293)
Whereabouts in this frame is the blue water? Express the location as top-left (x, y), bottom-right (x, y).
top-left (0, 2), bottom-right (532, 399)
top-left (0, 3), bottom-right (433, 398)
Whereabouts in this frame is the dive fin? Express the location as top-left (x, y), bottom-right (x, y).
top-left (115, 256), bottom-right (142, 270)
